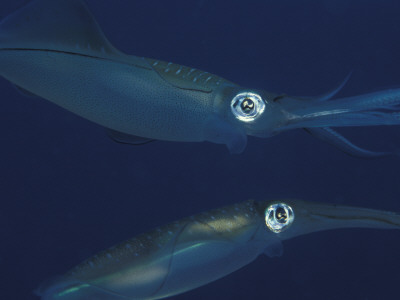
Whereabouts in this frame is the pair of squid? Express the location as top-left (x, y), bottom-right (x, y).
top-left (1, 0), bottom-right (400, 299)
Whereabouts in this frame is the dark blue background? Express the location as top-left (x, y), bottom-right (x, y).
top-left (1, 0), bottom-right (400, 299)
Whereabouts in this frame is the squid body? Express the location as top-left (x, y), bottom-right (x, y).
top-left (1, 0), bottom-right (400, 155)
top-left (36, 199), bottom-right (400, 300)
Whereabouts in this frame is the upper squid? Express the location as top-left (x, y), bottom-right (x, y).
top-left (1, 0), bottom-right (399, 156)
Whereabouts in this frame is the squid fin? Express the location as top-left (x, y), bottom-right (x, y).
top-left (304, 127), bottom-right (393, 159)
top-left (0, 0), bottom-right (149, 69)
top-left (107, 129), bottom-right (155, 146)
top-left (36, 277), bottom-right (137, 299)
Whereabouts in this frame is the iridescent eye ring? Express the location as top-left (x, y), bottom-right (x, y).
top-left (231, 92), bottom-right (265, 122)
top-left (265, 203), bottom-right (294, 233)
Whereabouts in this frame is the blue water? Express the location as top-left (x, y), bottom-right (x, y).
top-left (1, 0), bottom-right (400, 299)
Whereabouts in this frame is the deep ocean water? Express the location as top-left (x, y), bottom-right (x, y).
top-left (1, 0), bottom-right (400, 299)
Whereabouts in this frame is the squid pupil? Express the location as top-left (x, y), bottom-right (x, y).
top-left (275, 207), bottom-right (287, 223)
top-left (240, 98), bottom-right (255, 113)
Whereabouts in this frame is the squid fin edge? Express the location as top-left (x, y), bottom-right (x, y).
top-left (35, 277), bottom-right (137, 300)
top-left (107, 129), bottom-right (156, 146)
top-left (13, 84), bottom-right (38, 97)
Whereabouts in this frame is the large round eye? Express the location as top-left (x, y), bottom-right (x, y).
top-left (231, 92), bottom-right (265, 122)
top-left (265, 203), bottom-right (294, 233)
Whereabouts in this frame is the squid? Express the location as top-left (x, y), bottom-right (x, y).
top-left (0, 0), bottom-right (400, 156)
top-left (36, 199), bottom-right (400, 299)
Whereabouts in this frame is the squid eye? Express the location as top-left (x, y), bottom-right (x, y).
top-left (231, 92), bottom-right (265, 122)
top-left (265, 203), bottom-right (294, 233)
